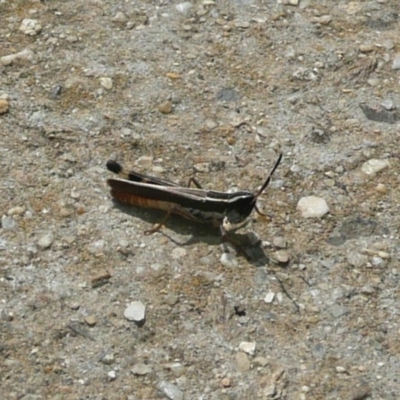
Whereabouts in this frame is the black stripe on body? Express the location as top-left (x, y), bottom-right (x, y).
top-left (107, 178), bottom-right (256, 223)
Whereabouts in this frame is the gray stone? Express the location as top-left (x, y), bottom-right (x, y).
top-left (253, 357), bottom-right (268, 367)
top-left (156, 380), bottom-right (183, 400)
top-left (111, 12), bottom-right (128, 23)
top-left (371, 256), bottom-right (384, 266)
top-left (297, 196), bottom-right (329, 218)
top-left (220, 253), bottom-right (238, 268)
top-left (88, 239), bottom-right (108, 255)
top-left (1, 215), bottom-right (17, 230)
top-left (239, 341), bottom-right (256, 355)
top-left (236, 352), bottom-right (250, 372)
top-left (331, 305), bottom-right (348, 318)
top-left (346, 251), bottom-right (368, 268)
top-left (264, 292), bottom-right (275, 304)
top-left (175, 2), bottom-right (193, 14)
top-left (107, 370), bottom-right (117, 381)
top-left (272, 250), bottom-right (290, 265)
top-left (272, 237), bottom-right (287, 249)
top-left (1, 48), bottom-right (34, 66)
top-left (381, 100), bottom-right (395, 111)
top-left (19, 19), bottom-right (42, 36)
top-left (101, 354), bottom-right (115, 365)
top-left (165, 362), bottom-right (185, 377)
top-left (361, 159), bottom-right (390, 175)
top-left (392, 54), bottom-right (400, 70)
top-left (38, 233), bottom-right (54, 249)
top-left (132, 363), bottom-right (152, 376)
top-left (99, 77), bottom-right (113, 89)
top-left (124, 301), bottom-right (146, 322)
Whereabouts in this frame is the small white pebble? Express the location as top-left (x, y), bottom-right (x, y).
top-left (8, 206), bottom-right (26, 216)
top-left (107, 370), bottom-right (117, 381)
top-left (239, 341), bottom-right (256, 355)
top-left (19, 19), bottom-right (42, 36)
top-left (99, 77), bottom-right (113, 89)
top-left (38, 233), bottom-right (54, 249)
top-left (378, 251), bottom-right (390, 259)
top-left (376, 183), bottom-right (387, 194)
top-left (361, 159), bottom-right (389, 175)
top-left (264, 292), bottom-right (275, 304)
top-left (135, 155), bottom-right (153, 168)
top-left (371, 256), bottom-right (384, 266)
top-left (124, 301), bottom-right (146, 322)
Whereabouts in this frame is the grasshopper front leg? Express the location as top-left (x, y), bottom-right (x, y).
top-left (219, 218), bottom-right (250, 259)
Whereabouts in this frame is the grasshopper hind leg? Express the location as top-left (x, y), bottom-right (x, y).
top-left (144, 210), bottom-right (172, 235)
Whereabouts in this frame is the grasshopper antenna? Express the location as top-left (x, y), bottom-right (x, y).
top-left (254, 153), bottom-right (282, 198)
top-left (253, 153), bottom-right (282, 216)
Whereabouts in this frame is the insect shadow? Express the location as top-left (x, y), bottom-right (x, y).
top-left (111, 200), bottom-right (269, 266)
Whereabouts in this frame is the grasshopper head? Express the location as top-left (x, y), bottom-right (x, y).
top-left (225, 153), bottom-right (282, 224)
top-left (227, 153), bottom-right (282, 224)
top-left (226, 194), bottom-right (257, 224)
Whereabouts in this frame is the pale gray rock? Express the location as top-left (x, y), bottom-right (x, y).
top-left (272, 236), bottom-right (287, 249)
top-left (220, 252), bottom-right (238, 268)
top-left (101, 354), bottom-right (115, 365)
top-left (1, 48), bottom-right (34, 66)
top-left (253, 357), bottom-right (268, 367)
top-left (392, 54), bottom-right (400, 70)
top-left (176, 2), bottom-right (193, 14)
top-left (99, 77), bottom-right (113, 89)
top-left (297, 196), bottom-right (329, 218)
top-left (239, 341), bottom-right (256, 355)
top-left (264, 292), bottom-right (275, 304)
top-left (38, 233), bottom-right (54, 250)
top-left (19, 19), bottom-right (42, 36)
top-left (132, 363), bottom-right (152, 376)
top-left (107, 370), bottom-right (117, 381)
top-left (236, 352), bottom-right (250, 372)
top-left (361, 159), bottom-right (390, 175)
top-left (272, 250), bottom-right (290, 265)
top-left (124, 301), bottom-right (146, 322)
top-left (88, 239), bottom-right (108, 255)
top-left (346, 251), bottom-right (368, 268)
top-left (156, 380), bottom-right (183, 400)
top-left (1, 216), bottom-right (17, 230)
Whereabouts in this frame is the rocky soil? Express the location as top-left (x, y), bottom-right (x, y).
top-left (1, 1), bottom-right (400, 399)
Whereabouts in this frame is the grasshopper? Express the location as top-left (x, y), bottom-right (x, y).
top-left (106, 154), bottom-right (282, 248)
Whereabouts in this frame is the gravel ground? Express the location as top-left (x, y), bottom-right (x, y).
top-left (1, 1), bottom-right (400, 399)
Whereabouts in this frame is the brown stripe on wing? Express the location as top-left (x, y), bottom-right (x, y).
top-left (109, 188), bottom-right (202, 223)
top-left (110, 187), bottom-right (172, 211)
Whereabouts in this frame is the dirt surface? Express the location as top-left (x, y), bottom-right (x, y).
top-left (1, 1), bottom-right (400, 399)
